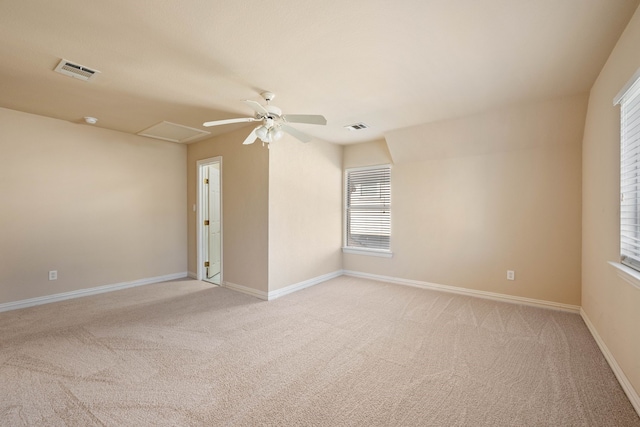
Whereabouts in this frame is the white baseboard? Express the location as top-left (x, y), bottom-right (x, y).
top-left (187, 271), bottom-right (198, 279)
top-left (343, 270), bottom-right (581, 313)
top-left (267, 270), bottom-right (343, 300)
top-left (580, 308), bottom-right (640, 416)
top-left (221, 281), bottom-right (269, 300)
top-left (221, 270), bottom-right (343, 301)
top-left (0, 272), bottom-right (188, 313)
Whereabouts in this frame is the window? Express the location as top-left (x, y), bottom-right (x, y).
top-left (344, 165), bottom-right (391, 255)
top-left (617, 72), bottom-right (640, 272)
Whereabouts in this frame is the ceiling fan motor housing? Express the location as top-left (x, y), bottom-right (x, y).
top-left (264, 105), bottom-right (282, 118)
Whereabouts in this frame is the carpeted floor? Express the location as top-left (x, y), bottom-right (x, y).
top-left (0, 276), bottom-right (638, 426)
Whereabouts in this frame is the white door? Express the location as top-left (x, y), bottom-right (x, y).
top-left (207, 164), bottom-right (221, 279)
top-left (198, 157), bottom-right (223, 285)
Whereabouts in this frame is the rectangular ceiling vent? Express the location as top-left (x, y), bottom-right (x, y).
top-left (54, 59), bottom-right (100, 81)
top-left (344, 122), bottom-right (369, 131)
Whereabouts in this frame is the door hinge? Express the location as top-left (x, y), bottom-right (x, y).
top-left (204, 178), bottom-right (209, 184)
top-left (204, 220), bottom-right (210, 226)
top-left (204, 261), bottom-right (210, 267)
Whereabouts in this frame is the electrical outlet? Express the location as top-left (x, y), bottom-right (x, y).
top-left (49, 270), bottom-right (58, 281)
top-left (507, 270), bottom-right (515, 281)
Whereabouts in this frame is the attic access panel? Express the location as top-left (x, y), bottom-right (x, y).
top-left (137, 121), bottom-right (210, 143)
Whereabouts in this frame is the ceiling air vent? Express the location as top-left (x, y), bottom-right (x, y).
top-left (344, 122), bottom-right (369, 131)
top-left (54, 59), bottom-right (100, 81)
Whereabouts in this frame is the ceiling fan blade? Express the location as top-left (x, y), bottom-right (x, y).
top-left (203, 117), bottom-right (257, 127)
top-left (243, 100), bottom-right (269, 116)
top-left (242, 126), bottom-right (260, 145)
top-left (283, 114), bottom-right (327, 125)
top-left (281, 124), bottom-right (313, 143)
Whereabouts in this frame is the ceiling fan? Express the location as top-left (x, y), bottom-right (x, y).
top-left (202, 92), bottom-right (327, 146)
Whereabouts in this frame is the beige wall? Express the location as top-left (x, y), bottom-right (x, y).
top-left (343, 139), bottom-right (391, 169)
top-left (0, 107), bottom-right (187, 304)
top-left (344, 95), bottom-right (586, 306)
top-left (268, 136), bottom-right (343, 291)
top-left (187, 127), bottom-right (270, 293)
top-left (582, 5), bottom-right (640, 398)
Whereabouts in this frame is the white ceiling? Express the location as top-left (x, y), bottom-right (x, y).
top-left (0, 0), bottom-right (638, 145)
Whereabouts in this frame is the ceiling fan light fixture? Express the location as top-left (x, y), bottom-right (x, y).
top-left (255, 125), bottom-right (269, 141)
top-left (270, 127), bottom-right (284, 141)
top-left (255, 124), bottom-right (284, 144)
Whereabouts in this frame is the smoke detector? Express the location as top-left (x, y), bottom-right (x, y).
top-left (54, 59), bottom-right (100, 81)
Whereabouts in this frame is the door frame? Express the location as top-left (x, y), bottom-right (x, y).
top-left (197, 156), bottom-right (223, 283)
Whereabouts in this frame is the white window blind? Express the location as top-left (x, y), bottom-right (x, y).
top-left (345, 166), bottom-right (391, 250)
top-left (619, 75), bottom-right (640, 271)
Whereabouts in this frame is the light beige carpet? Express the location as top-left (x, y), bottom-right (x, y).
top-left (0, 276), bottom-right (638, 426)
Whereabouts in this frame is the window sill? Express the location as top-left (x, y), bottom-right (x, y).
top-left (608, 261), bottom-right (640, 290)
top-left (342, 247), bottom-right (393, 258)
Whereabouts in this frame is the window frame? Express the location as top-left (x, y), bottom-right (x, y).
top-left (342, 164), bottom-right (392, 257)
top-left (616, 69), bottom-right (640, 274)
